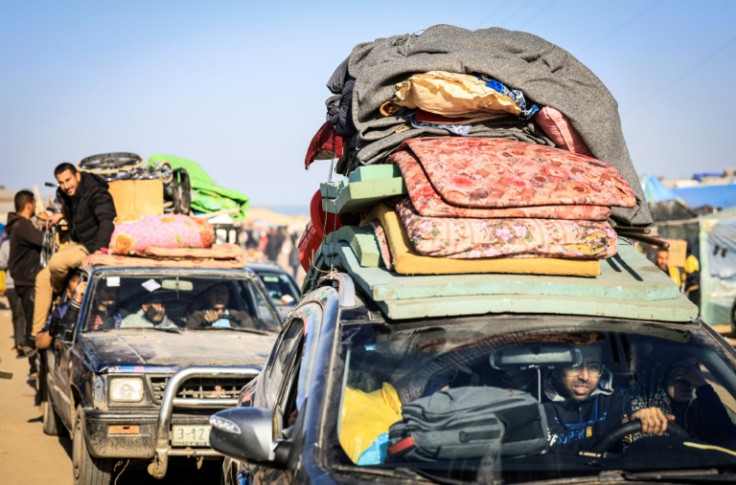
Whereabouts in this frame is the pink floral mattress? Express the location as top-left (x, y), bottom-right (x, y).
top-left (392, 150), bottom-right (612, 221)
top-left (390, 137), bottom-right (636, 209)
top-left (395, 198), bottom-right (617, 260)
top-left (109, 214), bottom-right (214, 256)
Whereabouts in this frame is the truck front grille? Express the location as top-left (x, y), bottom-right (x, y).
top-left (148, 375), bottom-right (251, 404)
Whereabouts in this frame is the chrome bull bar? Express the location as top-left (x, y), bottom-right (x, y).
top-left (148, 366), bottom-right (261, 479)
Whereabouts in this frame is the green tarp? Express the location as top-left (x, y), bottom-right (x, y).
top-left (148, 154), bottom-right (249, 221)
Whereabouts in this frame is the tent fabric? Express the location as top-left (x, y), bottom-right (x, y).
top-left (673, 184), bottom-right (736, 210)
top-left (148, 154), bottom-right (249, 221)
top-left (640, 174), bottom-right (685, 203)
top-left (333, 24), bottom-right (651, 226)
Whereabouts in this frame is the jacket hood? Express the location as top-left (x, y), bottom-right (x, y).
top-left (81, 171), bottom-right (111, 190)
top-left (5, 212), bottom-right (22, 235)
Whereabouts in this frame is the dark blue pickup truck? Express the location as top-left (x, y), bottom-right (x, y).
top-left (40, 258), bottom-right (282, 485)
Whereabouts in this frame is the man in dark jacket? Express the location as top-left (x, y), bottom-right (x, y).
top-left (32, 162), bottom-right (116, 342)
top-left (543, 343), bottom-right (672, 452)
top-left (6, 190), bottom-right (44, 373)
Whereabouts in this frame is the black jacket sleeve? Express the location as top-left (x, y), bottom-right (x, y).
top-left (90, 188), bottom-right (116, 252)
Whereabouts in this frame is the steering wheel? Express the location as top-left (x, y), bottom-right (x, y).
top-left (590, 420), bottom-right (690, 454)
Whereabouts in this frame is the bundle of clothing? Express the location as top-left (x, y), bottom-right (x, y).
top-left (301, 25), bottom-right (648, 278)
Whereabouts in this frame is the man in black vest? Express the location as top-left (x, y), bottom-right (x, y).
top-left (32, 163), bottom-right (116, 342)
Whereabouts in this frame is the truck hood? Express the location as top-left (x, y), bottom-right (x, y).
top-left (82, 330), bottom-right (276, 369)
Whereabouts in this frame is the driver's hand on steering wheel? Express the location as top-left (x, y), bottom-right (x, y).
top-left (630, 407), bottom-right (674, 435)
top-left (203, 306), bottom-right (226, 323)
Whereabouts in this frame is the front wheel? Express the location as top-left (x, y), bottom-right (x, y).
top-left (73, 406), bottom-right (113, 485)
top-left (41, 393), bottom-right (62, 436)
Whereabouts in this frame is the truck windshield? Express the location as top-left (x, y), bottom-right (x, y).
top-left (334, 316), bottom-right (736, 483)
top-left (81, 274), bottom-right (280, 333)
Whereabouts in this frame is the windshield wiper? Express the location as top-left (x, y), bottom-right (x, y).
top-left (194, 326), bottom-right (273, 336)
top-left (622, 468), bottom-right (736, 483)
top-left (150, 326), bottom-right (182, 334)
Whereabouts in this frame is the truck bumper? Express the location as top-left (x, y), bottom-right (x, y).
top-left (85, 411), bottom-right (216, 459)
top-left (85, 366), bottom-right (262, 478)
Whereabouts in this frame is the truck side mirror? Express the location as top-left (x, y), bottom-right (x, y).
top-left (209, 407), bottom-right (289, 469)
top-left (49, 315), bottom-right (74, 341)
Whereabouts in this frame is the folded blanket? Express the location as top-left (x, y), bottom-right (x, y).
top-left (391, 149), bottom-right (612, 221)
top-left (395, 137), bottom-right (636, 209)
top-left (333, 25), bottom-right (652, 225)
top-left (362, 202), bottom-right (601, 277)
top-left (395, 198), bottom-right (617, 260)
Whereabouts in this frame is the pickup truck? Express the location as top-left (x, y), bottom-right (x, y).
top-left (40, 255), bottom-right (282, 485)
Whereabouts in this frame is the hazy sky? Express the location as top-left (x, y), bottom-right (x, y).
top-left (2, 1), bottom-right (734, 212)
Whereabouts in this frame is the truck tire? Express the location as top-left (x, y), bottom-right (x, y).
top-left (41, 392), bottom-right (61, 436)
top-left (73, 406), bottom-right (112, 485)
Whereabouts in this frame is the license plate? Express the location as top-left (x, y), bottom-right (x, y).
top-left (171, 425), bottom-right (211, 446)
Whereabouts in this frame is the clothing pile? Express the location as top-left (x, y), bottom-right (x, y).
top-left (300, 25), bottom-right (650, 279)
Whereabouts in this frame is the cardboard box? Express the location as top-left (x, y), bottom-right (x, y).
top-left (665, 239), bottom-right (688, 267)
top-left (109, 179), bottom-right (164, 221)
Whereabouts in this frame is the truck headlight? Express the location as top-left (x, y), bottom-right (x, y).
top-left (109, 378), bottom-right (144, 403)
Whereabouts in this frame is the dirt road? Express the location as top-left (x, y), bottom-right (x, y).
top-left (0, 298), bottom-right (221, 485)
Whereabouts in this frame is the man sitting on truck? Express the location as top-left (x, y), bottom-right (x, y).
top-left (543, 342), bottom-right (673, 452)
top-left (33, 162), bottom-right (116, 344)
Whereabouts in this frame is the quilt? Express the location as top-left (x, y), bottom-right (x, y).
top-left (391, 149), bottom-right (612, 221)
top-left (395, 198), bottom-right (617, 260)
top-left (394, 137), bottom-right (636, 209)
top-left (361, 203), bottom-right (601, 277)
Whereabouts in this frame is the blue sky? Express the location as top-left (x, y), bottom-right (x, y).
top-left (2, 1), bottom-right (734, 213)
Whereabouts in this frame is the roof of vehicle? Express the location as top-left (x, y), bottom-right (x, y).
top-left (81, 243), bottom-right (248, 270)
top-left (246, 262), bottom-right (299, 284)
top-left (315, 239), bottom-right (698, 323)
top-left (246, 261), bottom-right (292, 273)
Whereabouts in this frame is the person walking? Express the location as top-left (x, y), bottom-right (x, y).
top-left (32, 162), bottom-right (116, 343)
top-left (288, 232), bottom-right (300, 278)
top-left (6, 190), bottom-right (44, 376)
top-left (0, 233), bottom-right (27, 357)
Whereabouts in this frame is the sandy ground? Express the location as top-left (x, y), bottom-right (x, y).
top-left (0, 296), bottom-right (221, 484)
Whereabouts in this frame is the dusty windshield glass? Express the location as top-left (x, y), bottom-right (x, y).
top-left (334, 317), bottom-right (736, 483)
top-left (81, 274), bottom-right (280, 333)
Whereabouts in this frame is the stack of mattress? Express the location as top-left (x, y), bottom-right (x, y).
top-left (299, 25), bottom-right (645, 282)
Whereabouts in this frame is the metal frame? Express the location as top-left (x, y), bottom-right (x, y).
top-left (148, 365), bottom-right (262, 479)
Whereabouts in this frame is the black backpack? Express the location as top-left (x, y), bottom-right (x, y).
top-left (387, 386), bottom-right (548, 463)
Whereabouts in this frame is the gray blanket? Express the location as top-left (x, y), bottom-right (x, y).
top-left (339, 24), bottom-right (651, 226)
